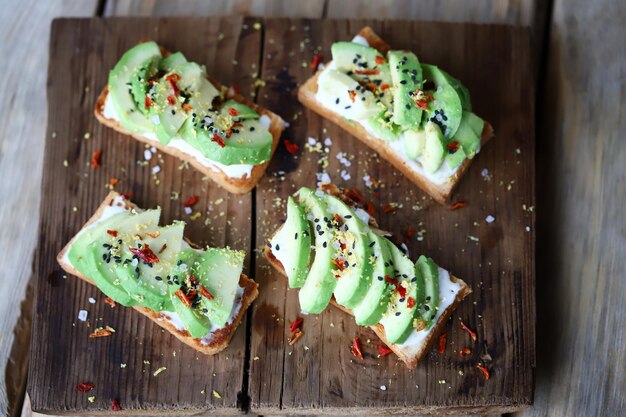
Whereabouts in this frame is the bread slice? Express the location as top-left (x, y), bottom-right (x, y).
top-left (298, 27), bottom-right (495, 204)
top-left (57, 191), bottom-right (259, 355)
top-left (263, 225), bottom-right (471, 369)
top-left (94, 43), bottom-right (286, 195)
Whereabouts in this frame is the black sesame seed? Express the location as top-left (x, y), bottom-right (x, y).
top-left (369, 241), bottom-right (376, 247)
top-left (335, 98), bottom-right (340, 104)
top-left (395, 312), bottom-right (401, 316)
top-left (275, 244), bottom-right (280, 251)
top-left (323, 241), bottom-right (327, 248)
top-left (155, 276), bottom-right (162, 281)
top-left (424, 305), bottom-right (430, 311)
top-left (378, 276), bottom-right (384, 281)
top-left (294, 233), bottom-right (298, 240)
top-left (400, 80), bottom-right (407, 85)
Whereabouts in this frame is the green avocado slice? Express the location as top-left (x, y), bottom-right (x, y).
top-left (269, 196), bottom-right (312, 288)
top-left (416, 256), bottom-right (440, 328)
top-left (421, 64), bottom-right (471, 111)
top-left (352, 232), bottom-right (394, 326)
top-left (452, 111), bottom-right (483, 158)
top-left (130, 56), bottom-right (160, 115)
top-left (160, 52), bottom-right (188, 72)
top-left (323, 194), bottom-right (373, 309)
top-left (221, 100), bottom-right (260, 120)
top-left (296, 187), bottom-right (338, 314)
top-left (317, 69), bottom-right (381, 121)
top-left (388, 50), bottom-right (423, 130)
top-left (109, 41), bottom-right (162, 133)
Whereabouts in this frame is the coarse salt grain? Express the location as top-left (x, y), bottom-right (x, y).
top-left (78, 310), bottom-right (88, 321)
top-left (88, 297), bottom-right (96, 304)
top-left (151, 165), bottom-right (161, 174)
top-left (380, 385), bottom-right (387, 391)
top-left (324, 137), bottom-right (333, 146)
top-left (486, 215), bottom-right (495, 223)
top-left (184, 207), bottom-right (193, 215)
top-left (144, 149), bottom-right (152, 160)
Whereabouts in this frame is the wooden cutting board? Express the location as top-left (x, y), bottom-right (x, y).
top-left (28, 17), bottom-right (535, 415)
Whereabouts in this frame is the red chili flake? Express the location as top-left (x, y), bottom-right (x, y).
top-left (412, 88), bottom-right (433, 110)
top-left (365, 82), bottom-right (377, 92)
top-left (129, 244), bottom-right (159, 264)
top-left (351, 337), bottom-right (364, 360)
top-left (380, 83), bottom-right (390, 90)
top-left (158, 243), bottom-right (167, 254)
top-left (104, 297), bottom-right (116, 308)
top-left (320, 182), bottom-right (340, 196)
top-left (120, 192), bottom-right (132, 200)
top-left (332, 258), bottom-right (347, 271)
top-left (384, 274), bottom-right (398, 285)
top-left (354, 69), bottom-right (380, 75)
top-left (339, 241), bottom-right (347, 251)
top-left (459, 347), bottom-right (472, 357)
top-left (109, 177), bottom-right (119, 187)
top-left (406, 226), bottom-right (414, 240)
top-left (145, 230), bottom-right (160, 239)
top-left (460, 321), bottom-right (477, 342)
top-left (165, 73), bottom-right (181, 95)
top-left (89, 328), bottom-right (113, 338)
top-left (183, 195), bottom-right (199, 207)
top-left (106, 229), bottom-right (118, 237)
top-left (382, 204), bottom-right (397, 214)
top-left (284, 139), bottom-right (299, 154)
top-left (228, 107), bottom-right (240, 116)
top-left (310, 54), bottom-right (323, 71)
top-left (175, 289), bottom-right (192, 308)
top-left (476, 364), bottom-right (490, 380)
top-left (438, 332), bottom-right (447, 354)
top-left (144, 96), bottom-right (154, 109)
top-left (377, 345), bottom-right (393, 357)
top-left (211, 133), bottom-right (226, 148)
top-left (450, 201), bottom-right (467, 210)
top-left (333, 214), bottom-right (343, 224)
top-left (348, 89), bottom-right (357, 103)
top-left (375, 56), bottom-right (386, 64)
top-left (111, 399), bottom-right (122, 411)
top-left (288, 328), bottom-right (304, 345)
top-left (199, 285), bottom-right (214, 300)
top-left (76, 382), bottom-right (95, 392)
top-left (407, 297), bottom-right (416, 308)
top-left (343, 188), bottom-right (366, 204)
top-left (186, 288), bottom-right (197, 300)
top-left (365, 201), bottom-right (376, 216)
top-left (290, 317), bottom-right (303, 333)
top-left (182, 103), bottom-right (192, 112)
top-left (447, 141), bottom-right (460, 152)
top-left (396, 284), bottom-right (407, 298)
top-left (189, 274), bottom-right (199, 286)
top-left (232, 84), bottom-right (241, 94)
top-left (91, 150), bottom-right (102, 169)
top-left (167, 94), bottom-right (176, 105)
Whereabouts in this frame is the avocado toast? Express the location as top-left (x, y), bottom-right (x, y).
top-left (264, 185), bottom-right (471, 369)
top-left (95, 41), bottom-right (286, 194)
top-left (298, 27), bottom-right (495, 204)
top-left (57, 191), bottom-right (258, 354)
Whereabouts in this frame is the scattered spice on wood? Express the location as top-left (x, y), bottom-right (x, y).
top-left (382, 203), bottom-right (397, 214)
top-left (284, 139), bottom-right (299, 154)
top-left (76, 383), bottom-right (94, 392)
top-left (288, 328), bottom-right (304, 346)
top-left (351, 337), bottom-right (364, 360)
top-left (89, 328), bottom-right (113, 338)
top-left (438, 333), bottom-right (447, 354)
top-left (290, 317), bottom-right (303, 333)
top-left (183, 195), bottom-right (199, 208)
top-left (450, 201), bottom-right (467, 210)
top-left (459, 347), bottom-right (472, 357)
top-left (406, 226), bottom-right (414, 240)
top-left (460, 321), bottom-right (477, 342)
top-left (91, 150), bottom-right (102, 169)
top-left (476, 364), bottom-right (490, 380)
top-left (310, 54), bottom-right (323, 72)
top-left (109, 177), bottom-right (119, 187)
top-left (103, 297), bottom-right (116, 308)
top-left (111, 399), bottom-right (122, 411)
top-left (377, 345), bottom-right (393, 357)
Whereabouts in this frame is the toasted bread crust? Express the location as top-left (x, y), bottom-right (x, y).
top-left (263, 225), bottom-right (471, 369)
top-left (57, 191), bottom-right (259, 355)
top-left (298, 27), bottom-right (495, 204)
top-left (95, 43), bottom-right (285, 194)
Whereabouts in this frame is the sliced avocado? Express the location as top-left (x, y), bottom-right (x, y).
top-left (221, 99), bottom-right (260, 120)
top-left (452, 111), bottom-right (483, 158)
top-left (193, 247), bottom-right (244, 327)
top-left (425, 83), bottom-right (463, 139)
top-left (160, 52), bottom-right (188, 71)
top-left (363, 110), bottom-right (401, 142)
top-left (116, 221), bottom-right (185, 312)
top-left (403, 129), bottom-right (427, 159)
top-left (446, 146), bottom-right (467, 170)
top-left (421, 121), bottom-right (447, 173)
top-left (168, 249), bottom-right (211, 338)
top-left (131, 56), bottom-right (160, 115)
top-left (416, 256), bottom-right (439, 328)
top-left (422, 64), bottom-right (471, 111)
top-left (352, 232), bottom-right (394, 326)
top-left (379, 242), bottom-right (423, 344)
top-left (181, 113), bottom-right (273, 166)
top-left (109, 41), bottom-right (162, 133)
top-left (323, 194), bottom-right (373, 309)
top-left (388, 50), bottom-right (423, 130)
top-left (331, 42), bottom-right (386, 80)
top-left (296, 187), bottom-right (337, 314)
top-left (269, 196), bottom-right (312, 288)
top-left (81, 243), bottom-right (135, 306)
top-left (317, 69), bottom-right (381, 120)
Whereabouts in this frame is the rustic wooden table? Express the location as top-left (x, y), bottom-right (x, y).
top-left (1, 1), bottom-right (624, 416)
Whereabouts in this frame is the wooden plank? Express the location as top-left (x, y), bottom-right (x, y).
top-left (0, 2), bottom-right (99, 417)
top-left (27, 17), bottom-right (260, 415)
top-left (104, 0), bottom-right (326, 18)
top-left (513, 0), bottom-right (626, 415)
top-left (249, 18), bottom-right (535, 415)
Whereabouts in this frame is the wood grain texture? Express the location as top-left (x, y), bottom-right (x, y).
top-left (104, 0), bottom-right (326, 18)
top-left (513, 0), bottom-right (626, 415)
top-left (249, 18), bottom-right (535, 415)
top-left (0, 2), bottom-right (99, 417)
top-left (27, 17), bottom-right (261, 415)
